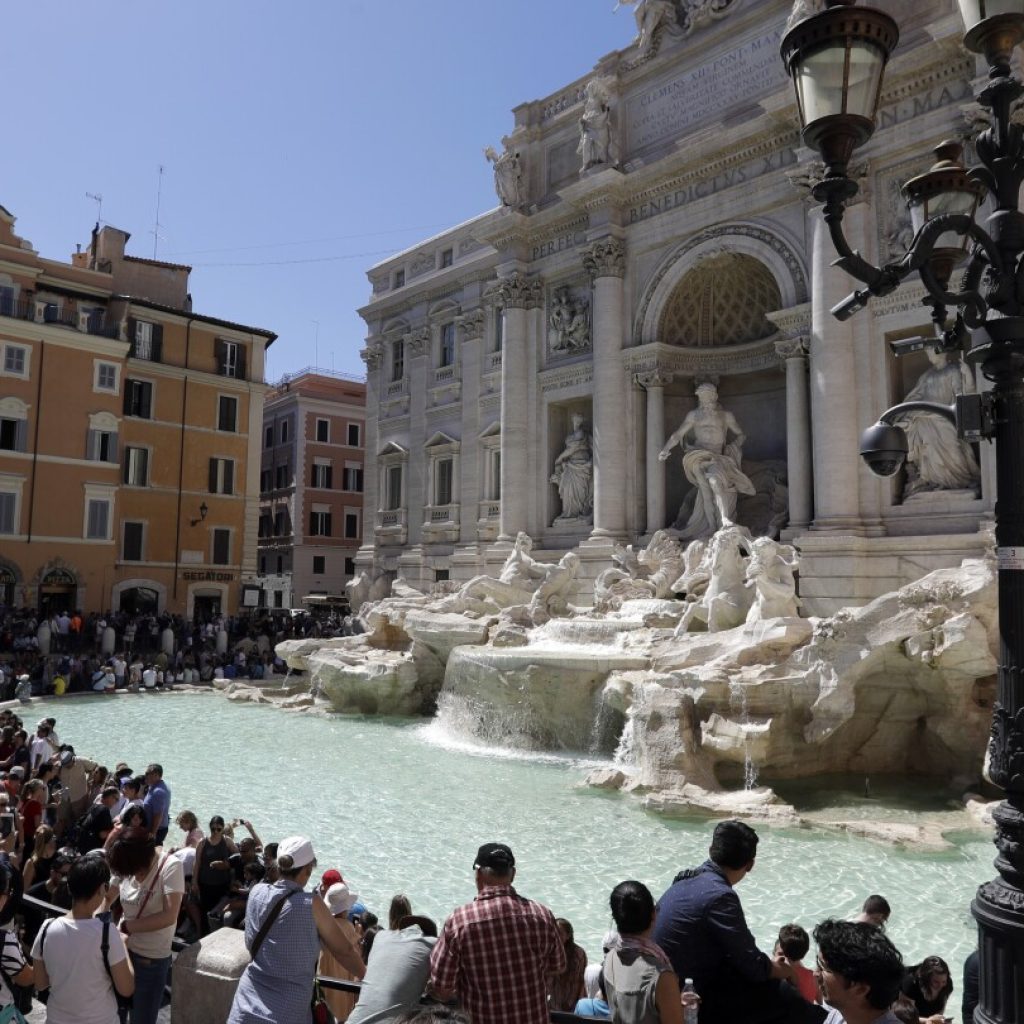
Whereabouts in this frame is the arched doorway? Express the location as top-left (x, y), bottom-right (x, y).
top-left (39, 568), bottom-right (77, 616)
top-left (119, 586), bottom-right (160, 616)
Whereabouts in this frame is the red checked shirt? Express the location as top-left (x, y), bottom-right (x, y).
top-left (430, 884), bottom-right (566, 1024)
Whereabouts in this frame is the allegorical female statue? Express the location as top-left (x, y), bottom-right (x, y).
top-left (551, 413), bottom-right (594, 522)
top-left (898, 348), bottom-right (980, 499)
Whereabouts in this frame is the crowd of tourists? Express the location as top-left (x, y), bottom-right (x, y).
top-left (0, 604), bottom-right (362, 702)
top-left (0, 700), bottom-right (977, 1024)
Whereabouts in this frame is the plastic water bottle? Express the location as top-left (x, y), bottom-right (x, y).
top-left (683, 978), bottom-right (699, 1024)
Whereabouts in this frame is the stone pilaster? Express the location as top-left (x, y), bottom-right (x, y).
top-left (457, 310), bottom-right (484, 545)
top-left (405, 327), bottom-right (430, 546)
top-left (497, 272), bottom-right (542, 540)
top-left (583, 237), bottom-right (628, 540)
top-left (774, 335), bottom-right (813, 531)
top-left (359, 341), bottom-right (383, 551)
top-left (637, 370), bottom-right (672, 534)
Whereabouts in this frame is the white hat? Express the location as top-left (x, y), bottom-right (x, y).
top-left (325, 882), bottom-right (359, 917)
top-left (277, 835), bottom-right (316, 869)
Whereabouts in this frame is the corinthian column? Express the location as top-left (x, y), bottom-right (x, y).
top-left (637, 370), bottom-right (672, 533)
top-left (497, 272), bottom-right (542, 540)
top-left (583, 237), bottom-right (627, 539)
top-left (774, 336), bottom-right (813, 531)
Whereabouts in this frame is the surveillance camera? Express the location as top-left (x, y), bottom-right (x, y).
top-left (888, 335), bottom-right (931, 357)
top-left (859, 421), bottom-right (908, 477)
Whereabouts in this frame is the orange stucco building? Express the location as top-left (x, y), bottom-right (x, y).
top-left (0, 206), bottom-right (276, 618)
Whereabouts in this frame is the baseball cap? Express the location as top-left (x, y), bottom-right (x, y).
top-left (321, 868), bottom-right (343, 888)
top-left (8, 768), bottom-right (25, 780)
top-left (473, 842), bottom-right (515, 872)
top-left (277, 835), bottom-right (316, 868)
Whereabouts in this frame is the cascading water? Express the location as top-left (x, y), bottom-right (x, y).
top-left (729, 678), bottom-right (759, 790)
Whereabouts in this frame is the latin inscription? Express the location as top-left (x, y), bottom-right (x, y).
top-left (626, 26), bottom-right (787, 153)
top-left (532, 231), bottom-right (587, 262)
top-left (628, 147), bottom-right (797, 225)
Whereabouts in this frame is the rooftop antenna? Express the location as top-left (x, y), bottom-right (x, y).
top-left (151, 165), bottom-right (165, 259)
top-left (312, 319), bottom-right (320, 369)
top-left (85, 192), bottom-right (103, 224)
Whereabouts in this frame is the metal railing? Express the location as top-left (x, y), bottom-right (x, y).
top-left (0, 295), bottom-right (120, 338)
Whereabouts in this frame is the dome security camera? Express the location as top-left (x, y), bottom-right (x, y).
top-left (859, 421), bottom-right (908, 477)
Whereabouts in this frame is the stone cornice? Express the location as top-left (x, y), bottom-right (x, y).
top-left (635, 369), bottom-right (674, 388)
top-left (774, 335), bottom-right (809, 359)
top-left (766, 302), bottom-right (812, 338)
top-left (623, 337), bottom-right (782, 377)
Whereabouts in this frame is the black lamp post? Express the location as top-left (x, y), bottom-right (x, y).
top-left (781, 2), bottom-right (1024, 1020)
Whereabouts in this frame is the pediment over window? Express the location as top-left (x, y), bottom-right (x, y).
top-left (424, 430), bottom-right (459, 448)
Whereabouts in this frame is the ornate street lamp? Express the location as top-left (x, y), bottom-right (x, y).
top-left (782, 2), bottom-right (1024, 1021)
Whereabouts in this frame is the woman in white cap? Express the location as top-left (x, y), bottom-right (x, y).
top-left (319, 882), bottom-right (362, 1022)
top-left (228, 835), bottom-right (365, 1024)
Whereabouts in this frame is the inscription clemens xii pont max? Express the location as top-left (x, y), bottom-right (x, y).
top-left (626, 27), bottom-right (786, 153)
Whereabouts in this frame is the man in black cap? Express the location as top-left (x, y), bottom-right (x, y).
top-left (429, 842), bottom-right (564, 1024)
top-left (653, 819), bottom-right (826, 1024)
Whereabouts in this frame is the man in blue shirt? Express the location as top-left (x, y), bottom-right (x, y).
top-left (142, 763), bottom-right (171, 845)
top-left (653, 820), bottom-right (825, 1024)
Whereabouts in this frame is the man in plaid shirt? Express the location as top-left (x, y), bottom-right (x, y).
top-left (429, 842), bottom-right (565, 1024)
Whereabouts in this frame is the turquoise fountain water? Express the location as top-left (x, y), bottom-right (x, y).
top-left (35, 693), bottom-right (988, 971)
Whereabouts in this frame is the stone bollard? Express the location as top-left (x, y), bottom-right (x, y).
top-left (171, 928), bottom-right (248, 1024)
top-left (162, 627), bottom-right (175, 656)
top-left (216, 629), bottom-right (228, 655)
top-left (36, 622), bottom-right (51, 656)
top-left (101, 625), bottom-right (116, 656)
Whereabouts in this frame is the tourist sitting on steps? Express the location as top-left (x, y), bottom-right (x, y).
top-left (603, 879), bottom-right (694, 1024)
top-left (900, 956), bottom-right (954, 1024)
top-left (652, 820), bottom-right (827, 1024)
top-left (775, 924), bottom-right (819, 1004)
top-left (814, 919), bottom-right (904, 1024)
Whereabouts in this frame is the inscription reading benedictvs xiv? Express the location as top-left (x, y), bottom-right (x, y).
top-left (626, 27), bottom-right (786, 153)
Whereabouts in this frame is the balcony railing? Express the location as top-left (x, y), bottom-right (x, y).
top-left (377, 507), bottom-right (408, 529)
top-left (488, 351), bottom-right (503, 370)
top-left (433, 365), bottom-right (456, 384)
top-left (386, 379), bottom-right (407, 397)
top-left (478, 500), bottom-right (501, 520)
top-left (426, 503), bottom-right (459, 525)
top-left (0, 295), bottom-right (120, 338)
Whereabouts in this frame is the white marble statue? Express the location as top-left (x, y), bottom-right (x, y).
top-left (529, 552), bottom-right (581, 624)
top-left (744, 537), bottom-right (801, 622)
top-left (616, 0), bottom-right (680, 56)
top-left (898, 349), bottom-right (980, 499)
top-left (578, 78), bottom-right (614, 173)
top-left (675, 524), bottom-right (753, 633)
top-left (594, 530), bottom-right (686, 610)
top-left (551, 413), bottom-right (594, 523)
top-left (484, 141), bottom-right (523, 209)
top-left (436, 531), bottom-right (545, 617)
top-left (548, 288), bottom-right (591, 353)
top-left (659, 382), bottom-right (757, 541)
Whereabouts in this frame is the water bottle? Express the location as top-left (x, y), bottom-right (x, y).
top-left (683, 978), bottom-right (698, 1024)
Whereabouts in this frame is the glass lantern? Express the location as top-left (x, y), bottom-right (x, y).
top-left (957, 1), bottom-right (1024, 64)
top-left (780, 1), bottom-right (899, 175)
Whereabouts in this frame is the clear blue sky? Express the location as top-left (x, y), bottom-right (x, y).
top-left (1, 2), bottom-right (629, 381)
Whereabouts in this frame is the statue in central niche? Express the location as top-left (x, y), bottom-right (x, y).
top-left (659, 382), bottom-right (755, 541)
top-left (551, 413), bottom-right (594, 523)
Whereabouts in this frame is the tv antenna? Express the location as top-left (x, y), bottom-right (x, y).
top-left (85, 192), bottom-right (103, 224)
top-left (311, 320), bottom-right (320, 368)
top-left (150, 165), bottom-right (165, 259)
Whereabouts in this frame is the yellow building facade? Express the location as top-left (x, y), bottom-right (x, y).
top-left (0, 207), bottom-right (276, 618)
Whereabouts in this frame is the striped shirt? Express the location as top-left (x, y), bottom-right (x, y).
top-left (430, 885), bottom-right (565, 1024)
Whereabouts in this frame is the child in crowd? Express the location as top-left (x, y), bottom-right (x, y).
top-left (775, 923), bottom-right (818, 1004)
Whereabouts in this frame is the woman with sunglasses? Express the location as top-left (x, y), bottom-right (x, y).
top-left (192, 815), bottom-right (237, 935)
top-left (108, 827), bottom-right (185, 1024)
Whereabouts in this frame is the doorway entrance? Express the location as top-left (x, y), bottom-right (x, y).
top-left (193, 593), bottom-right (222, 624)
top-left (39, 568), bottom-right (77, 616)
top-left (119, 586), bottom-right (159, 616)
